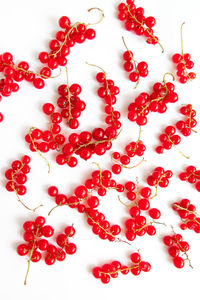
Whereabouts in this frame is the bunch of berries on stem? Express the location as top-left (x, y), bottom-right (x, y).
top-left (163, 230), bottom-right (192, 268)
top-left (172, 199), bottom-right (200, 233)
top-left (179, 165), bottom-right (200, 192)
top-left (92, 252), bottom-right (151, 284)
top-left (122, 37), bottom-right (148, 87)
top-left (127, 73), bottom-right (178, 126)
top-left (117, 0), bottom-right (164, 52)
top-left (111, 127), bottom-right (146, 174)
top-left (176, 104), bottom-right (197, 136)
top-left (172, 23), bottom-right (196, 84)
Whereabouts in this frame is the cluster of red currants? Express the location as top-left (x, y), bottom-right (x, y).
top-left (179, 165), bottom-right (200, 192)
top-left (0, 52), bottom-right (45, 122)
top-left (147, 167), bottom-right (173, 190)
top-left (86, 209), bottom-right (122, 242)
top-left (125, 137), bottom-right (146, 158)
top-left (123, 49), bottom-right (148, 85)
top-left (172, 199), bottom-right (200, 233)
top-left (155, 126), bottom-right (181, 155)
top-left (38, 14), bottom-right (97, 70)
top-left (43, 82), bottom-right (86, 129)
top-left (117, 0), bottom-right (161, 48)
top-left (111, 138), bottom-right (146, 175)
top-left (125, 205), bottom-right (161, 241)
top-left (163, 233), bottom-right (190, 268)
top-left (0, 52), bottom-right (48, 91)
top-left (48, 166), bottom-right (123, 211)
top-left (17, 216), bottom-right (54, 262)
top-left (47, 169), bottom-right (125, 242)
top-left (17, 216), bottom-right (76, 284)
top-left (0, 9), bottom-right (102, 124)
top-left (92, 252), bottom-right (151, 284)
top-left (125, 183), bottom-right (151, 205)
top-left (176, 104), bottom-right (197, 136)
top-left (172, 52), bottom-right (196, 84)
top-left (5, 155), bottom-right (31, 197)
top-left (25, 127), bottom-right (65, 153)
top-left (55, 71), bottom-right (121, 167)
top-left (127, 77), bottom-right (178, 125)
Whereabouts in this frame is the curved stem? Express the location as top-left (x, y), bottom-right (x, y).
top-left (48, 204), bottom-right (61, 216)
top-left (173, 145), bottom-right (190, 159)
top-left (48, 199), bottom-right (83, 216)
top-left (117, 195), bottom-right (132, 207)
top-left (29, 127), bottom-right (51, 173)
top-left (87, 8), bottom-right (104, 26)
top-left (86, 62), bottom-right (106, 74)
top-left (122, 36), bottom-right (138, 68)
top-left (112, 157), bottom-right (146, 169)
top-left (163, 72), bottom-right (175, 84)
top-left (167, 135), bottom-right (190, 159)
top-left (11, 172), bottom-right (42, 212)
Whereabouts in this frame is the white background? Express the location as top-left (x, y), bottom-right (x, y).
top-left (0, 0), bottom-right (200, 299)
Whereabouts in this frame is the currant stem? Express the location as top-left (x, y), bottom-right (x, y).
top-left (140, 96), bottom-right (165, 114)
top-left (173, 145), bottom-right (190, 159)
top-left (48, 200), bottom-right (81, 216)
top-left (24, 228), bottom-right (39, 285)
top-left (135, 220), bottom-right (166, 232)
top-left (173, 204), bottom-right (200, 218)
top-left (51, 23), bottom-right (79, 57)
top-left (65, 67), bottom-right (72, 122)
top-left (180, 22), bottom-right (185, 57)
top-left (122, 36), bottom-right (133, 58)
top-left (11, 170), bottom-right (43, 212)
top-left (122, 36), bottom-right (138, 68)
top-left (100, 264), bottom-right (140, 275)
top-left (166, 135), bottom-right (190, 159)
top-left (112, 157), bottom-right (146, 169)
top-left (117, 195), bottom-right (131, 207)
top-left (87, 8), bottom-right (105, 26)
top-left (86, 62), bottom-right (106, 75)
top-left (134, 79), bottom-right (140, 89)
top-left (163, 72), bottom-right (175, 84)
top-left (29, 127), bottom-right (51, 173)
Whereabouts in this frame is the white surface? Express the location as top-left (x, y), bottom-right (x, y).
top-left (0, 0), bottom-right (200, 299)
